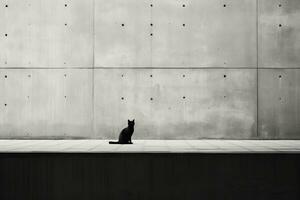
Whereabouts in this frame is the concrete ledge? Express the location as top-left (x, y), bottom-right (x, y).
top-left (0, 140), bottom-right (300, 153)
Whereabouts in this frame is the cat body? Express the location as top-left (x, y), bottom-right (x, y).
top-left (109, 120), bottom-right (135, 144)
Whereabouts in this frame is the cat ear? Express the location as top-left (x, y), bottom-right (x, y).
top-left (128, 119), bottom-right (130, 123)
top-left (133, 119), bottom-right (135, 122)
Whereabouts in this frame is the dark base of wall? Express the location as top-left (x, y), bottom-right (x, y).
top-left (0, 153), bottom-right (299, 200)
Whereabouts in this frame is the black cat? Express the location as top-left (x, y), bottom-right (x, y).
top-left (109, 120), bottom-right (135, 144)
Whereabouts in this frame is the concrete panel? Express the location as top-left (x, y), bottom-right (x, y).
top-left (0, 69), bottom-right (93, 138)
top-left (94, 69), bottom-right (257, 139)
top-left (152, 0), bottom-right (257, 67)
top-left (0, 0), bottom-right (93, 68)
top-left (258, 69), bottom-right (300, 138)
top-left (95, 0), bottom-right (256, 68)
top-left (95, 0), bottom-right (151, 67)
top-left (259, 0), bottom-right (300, 68)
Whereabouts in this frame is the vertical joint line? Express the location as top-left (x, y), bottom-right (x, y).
top-left (92, 0), bottom-right (95, 137)
top-left (256, 0), bottom-right (259, 138)
top-left (150, 0), bottom-right (153, 67)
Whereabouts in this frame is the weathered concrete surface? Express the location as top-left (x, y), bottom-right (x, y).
top-left (0, 0), bottom-right (93, 68)
top-left (258, 69), bottom-right (300, 139)
top-left (95, 0), bottom-right (256, 68)
top-left (95, 0), bottom-right (152, 67)
top-left (259, 0), bottom-right (300, 68)
top-left (0, 68), bottom-right (257, 139)
top-left (94, 69), bottom-right (257, 139)
top-left (1, 140), bottom-right (300, 153)
top-left (152, 0), bottom-right (257, 67)
top-left (0, 69), bottom-right (93, 138)
top-left (0, 0), bottom-right (300, 139)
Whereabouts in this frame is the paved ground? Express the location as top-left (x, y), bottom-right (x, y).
top-left (0, 140), bottom-right (300, 153)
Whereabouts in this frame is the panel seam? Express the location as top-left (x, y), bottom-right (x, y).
top-left (256, 0), bottom-right (259, 138)
top-left (92, 0), bottom-right (95, 138)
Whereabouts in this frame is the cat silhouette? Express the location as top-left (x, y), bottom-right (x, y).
top-left (109, 119), bottom-right (135, 144)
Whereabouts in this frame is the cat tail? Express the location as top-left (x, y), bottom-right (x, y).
top-left (109, 141), bottom-right (119, 144)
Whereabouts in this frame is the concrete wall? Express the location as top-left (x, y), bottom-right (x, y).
top-left (0, 0), bottom-right (299, 139)
top-left (258, 0), bottom-right (300, 138)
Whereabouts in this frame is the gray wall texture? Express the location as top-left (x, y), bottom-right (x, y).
top-left (0, 0), bottom-right (299, 139)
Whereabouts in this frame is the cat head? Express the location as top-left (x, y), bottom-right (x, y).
top-left (128, 119), bottom-right (135, 127)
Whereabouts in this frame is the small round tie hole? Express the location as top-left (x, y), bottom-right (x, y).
top-left (183, 75), bottom-right (185, 78)
top-left (279, 75), bottom-right (282, 78)
top-left (5, 5), bottom-right (8, 7)
top-left (5, 34), bottom-right (8, 37)
top-left (121, 97), bottom-right (124, 100)
top-left (150, 33), bottom-right (153, 36)
top-left (279, 4), bottom-right (282, 7)
top-left (4, 104), bottom-right (7, 106)
top-left (150, 4), bottom-right (153, 7)
top-left (182, 4), bottom-right (185, 7)
top-left (150, 98), bottom-right (153, 101)
top-left (65, 4), bottom-right (67, 7)
top-left (183, 24), bottom-right (185, 27)
top-left (183, 96), bottom-right (186, 99)
top-left (223, 4), bottom-right (226, 7)
top-left (150, 74), bottom-right (153, 77)
top-left (4, 75), bottom-right (7, 78)
top-left (121, 24), bottom-right (124, 26)
top-left (224, 75), bottom-right (227, 78)
top-left (279, 24), bottom-right (282, 27)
